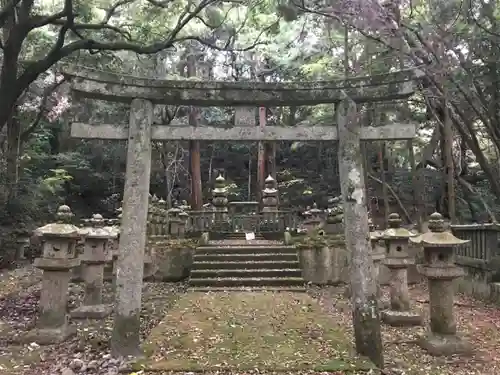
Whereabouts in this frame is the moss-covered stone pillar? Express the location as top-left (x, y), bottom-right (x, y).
top-left (413, 212), bottom-right (472, 356)
top-left (380, 213), bottom-right (422, 326)
top-left (111, 98), bottom-right (152, 358)
top-left (24, 205), bottom-right (81, 344)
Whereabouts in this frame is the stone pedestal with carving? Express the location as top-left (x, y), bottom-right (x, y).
top-left (20, 205), bottom-right (80, 344)
top-left (71, 214), bottom-right (117, 319)
top-left (380, 213), bottom-right (422, 326)
top-left (413, 212), bottom-right (472, 356)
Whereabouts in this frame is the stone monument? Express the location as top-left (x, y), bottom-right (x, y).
top-left (24, 205), bottom-right (81, 344)
top-left (71, 214), bottom-right (117, 319)
top-left (380, 213), bottom-right (422, 326)
top-left (412, 212), bottom-right (472, 356)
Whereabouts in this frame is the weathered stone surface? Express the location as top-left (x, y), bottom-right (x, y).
top-left (381, 310), bottom-right (423, 326)
top-left (337, 95), bottom-right (383, 367)
top-left (70, 304), bottom-right (113, 319)
top-left (415, 212), bottom-right (471, 356)
top-left (71, 123), bottom-right (417, 141)
top-left (63, 66), bottom-right (422, 105)
top-left (418, 333), bottom-right (472, 356)
top-left (111, 99), bottom-right (153, 357)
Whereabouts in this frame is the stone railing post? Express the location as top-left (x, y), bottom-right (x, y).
top-left (413, 212), bottom-right (472, 356)
top-left (157, 198), bottom-right (167, 236)
top-left (72, 214), bottom-right (117, 319)
top-left (380, 213), bottom-right (422, 326)
top-left (26, 205), bottom-right (81, 344)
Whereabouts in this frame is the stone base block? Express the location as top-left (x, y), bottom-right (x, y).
top-left (381, 310), bottom-right (423, 326)
top-left (14, 325), bottom-right (77, 345)
top-left (419, 332), bottom-right (472, 356)
top-left (70, 304), bottom-right (113, 319)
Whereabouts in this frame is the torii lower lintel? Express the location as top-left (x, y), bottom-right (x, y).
top-left (71, 123), bottom-right (416, 141)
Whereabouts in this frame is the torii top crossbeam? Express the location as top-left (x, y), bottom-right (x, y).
top-left (63, 66), bottom-right (424, 106)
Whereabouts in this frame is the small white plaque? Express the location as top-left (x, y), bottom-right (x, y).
top-left (245, 232), bottom-right (255, 241)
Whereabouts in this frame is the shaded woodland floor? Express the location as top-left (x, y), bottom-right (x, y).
top-left (0, 266), bottom-right (499, 375)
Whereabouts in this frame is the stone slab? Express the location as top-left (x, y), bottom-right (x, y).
top-left (418, 332), bottom-right (472, 356)
top-left (70, 304), bottom-right (113, 319)
top-left (71, 123), bottom-right (417, 142)
top-left (12, 325), bottom-right (77, 345)
top-left (381, 310), bottom-right (423, 327)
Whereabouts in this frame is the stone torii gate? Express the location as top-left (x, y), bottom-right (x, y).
top-left (63, 66), bottom-right (422, 363)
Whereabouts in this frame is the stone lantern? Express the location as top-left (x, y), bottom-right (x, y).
top-left (369, 218), bottom-right (386, 307)
top-left (25, 205), bottom-right (81, 344)
top-left (167, 206), bottom-right (183, 237)
top-left (157, 198), bottom-right (167, 236)
top-left (71, 214), bottom-right (116, 319)
top-left (303, 203), bottom-right (323, 232)
top-left (178, 209), bottom-right (189, 238)
top-left (212, 174), bottom-right (228, 223)
top-left (325, 196), bottom-right (343, 235)
top-left (411, 212), bottom-right (471, 356)
top-left (380, 212), bottom-right (422, 326)
top-left (262, 174), bottom-right (279, 230)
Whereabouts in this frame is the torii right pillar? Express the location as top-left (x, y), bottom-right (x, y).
top-left (412, 212), bottom-right (472, 356)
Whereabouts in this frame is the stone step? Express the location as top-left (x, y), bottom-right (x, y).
top-left (189, 276), bottom-right (305, 287)
top-left (193, 253), bottom-right (298, 262)
top-left (192, 260), bottom-right (300, 270)
top-left (191, 268), bottom-right (302, 279)
top-left (195, 245), bottom-right (296, 255)
top-left (188, 286), bottom-right (307, 293)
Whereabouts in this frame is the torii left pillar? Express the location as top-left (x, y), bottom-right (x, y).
top-left (111, 99), bottom-right (152, 357)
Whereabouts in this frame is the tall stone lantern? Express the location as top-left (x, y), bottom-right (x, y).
top-left (71, 214), bottom-right (117, 319)
top-left (25, 205), bottom-right (81, 344)
top-left (411, 212), bottom-right (472, 356)
top-left (380, 213), bottom-right (422, 326)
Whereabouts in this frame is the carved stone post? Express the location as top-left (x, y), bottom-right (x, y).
top-left (25, 205), bottom-right (80, 344)
top-left (413, 212), bottom-right (472, 356)
top-left (71, 214), bottom-right (117, 319)
top-left (380, 213), bottom-right (422, 326)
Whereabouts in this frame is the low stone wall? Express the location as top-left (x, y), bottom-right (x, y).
top-left (453, 256), bottom-right (500, 304)
top-left (298, 246), bottom-right (349, 285)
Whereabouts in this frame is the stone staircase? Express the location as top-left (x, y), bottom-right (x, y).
top-left (189, 234), bottom-right (305, 292)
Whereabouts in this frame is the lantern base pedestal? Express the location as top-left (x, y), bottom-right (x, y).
top-left (381, 310), bottom-right (423, 326)
top-left (419, 332), bottom-right (472, 356)
top-left (15, 324), bottom-right (77, 345)
top-left (70, 304), bottom-right (113, 319)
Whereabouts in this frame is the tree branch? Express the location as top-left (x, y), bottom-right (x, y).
top-left (20, 76), bottom-right (68, 142)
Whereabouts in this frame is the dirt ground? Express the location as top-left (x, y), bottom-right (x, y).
top-left (1, 266), bottom-right (499, 375)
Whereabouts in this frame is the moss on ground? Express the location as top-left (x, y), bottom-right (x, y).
top-left (140, 292), bottom-right (375, 372)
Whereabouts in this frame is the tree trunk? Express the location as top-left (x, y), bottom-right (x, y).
top-left (337, 96), bottom-right (383, 368)
top-left (186, 52), bottom-right (203, 210)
